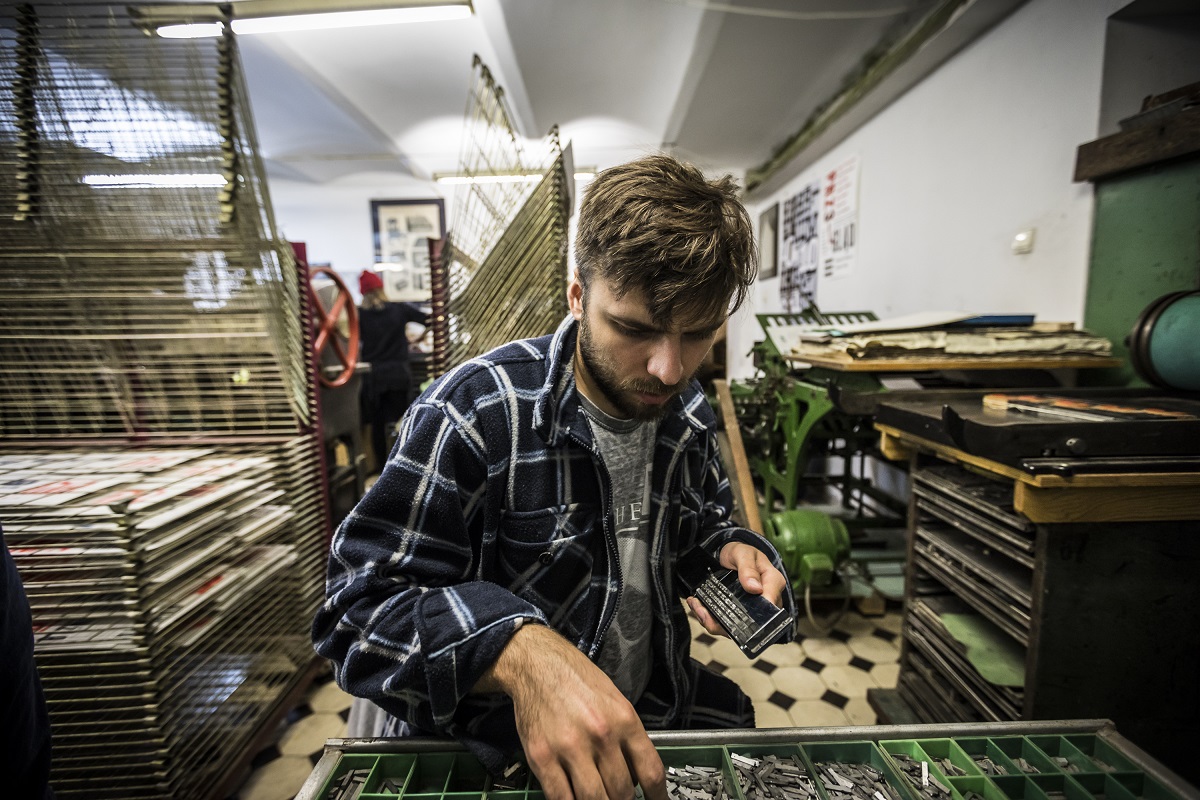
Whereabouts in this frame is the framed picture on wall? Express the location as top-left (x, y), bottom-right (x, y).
top-left (758, 203), bottom-right (779, 280)
top-left (370, 198), bottom-right (446, 302)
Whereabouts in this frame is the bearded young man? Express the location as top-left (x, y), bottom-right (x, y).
top-left (313, 153), bottom-right (796, 800)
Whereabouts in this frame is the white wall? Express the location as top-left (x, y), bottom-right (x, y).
top-left (729, 0), bottom-right (1129, 381)
top-left (267, 174), bottom-right (452, 300)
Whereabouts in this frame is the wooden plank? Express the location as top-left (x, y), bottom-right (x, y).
top-left (874, 424), bottom-right (1200, 490)
top-left (1074, 105), bottom-right (1200, 182)
top-left (783, 353), bottom-right (1121, 372)
top-left (1031, 471), bottom-right (1200, 489)
top-left (712, 379), bottom-right (764, 534)
top-left (878, 429), bottom-right (915, 462)
top-left (1014, 482), bottom-right (1200, 524)
top-left (874, 423), bottom-right (1029, 483)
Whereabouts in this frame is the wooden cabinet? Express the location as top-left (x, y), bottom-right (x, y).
top-left (869, 425), bottom-right (1200, 787)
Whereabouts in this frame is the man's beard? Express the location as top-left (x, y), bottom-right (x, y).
top-left (577, 315), bottom-right (690, 421)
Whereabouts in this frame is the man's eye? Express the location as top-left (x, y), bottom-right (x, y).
top-left (616, 324), bottom-right (650, 338)
top-left (685, 329), bottom-right (717, 341)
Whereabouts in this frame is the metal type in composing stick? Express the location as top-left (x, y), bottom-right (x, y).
top-left (677, 547), bottom-right (792, 658)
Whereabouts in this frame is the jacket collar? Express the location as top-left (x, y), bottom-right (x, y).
top-left (533, 315), bottom-right (708, 446)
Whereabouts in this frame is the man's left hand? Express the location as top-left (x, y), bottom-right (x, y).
top-left (685, 542), bottom-right (787, 638)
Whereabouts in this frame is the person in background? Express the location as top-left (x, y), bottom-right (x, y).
top-left (357, 269), bottom-right (429, 472)
top-left (318, 155), bottom-right (796, 800)
top-left (2, 528), bottom-right (55, 799)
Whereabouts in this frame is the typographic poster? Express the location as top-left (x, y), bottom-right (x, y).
top-left (820, 156), bottom-right (859, 281)
top-left (779, 181), bottom-right (821, 312)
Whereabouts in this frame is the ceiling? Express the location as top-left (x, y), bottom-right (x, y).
top-left (228, 0), bottom-right (1018, 193)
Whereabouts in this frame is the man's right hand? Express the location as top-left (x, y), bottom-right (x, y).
top-left (474, 624), bottom-right (666, 800)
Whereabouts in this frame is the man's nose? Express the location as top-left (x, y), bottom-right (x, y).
top-left (647, 337), bottom-right (683, 387)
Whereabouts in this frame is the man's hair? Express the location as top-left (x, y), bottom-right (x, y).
top-left (574, 153), bottom-right (757, 325)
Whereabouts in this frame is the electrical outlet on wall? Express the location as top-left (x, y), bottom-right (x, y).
top-left (1012, 228), bottom-right (1036, 255)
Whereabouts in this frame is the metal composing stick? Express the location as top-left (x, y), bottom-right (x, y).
top-left (678, 547), bottom-right (792, 657)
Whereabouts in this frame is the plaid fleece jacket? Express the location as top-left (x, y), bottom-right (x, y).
top-left (312, 315), bottom-right (796, 769)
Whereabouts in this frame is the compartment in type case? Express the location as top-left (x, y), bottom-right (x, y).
top-left (1094, 772), bottom-right (1179, 800)
top-left (990, 773), bottom-right (1083, 800)
top-left (950, 738), bottom-right (1024, 778)
top-left (359, 754), bottom-right (419, 796)
top-left (1025, 737), bottom-right (1115, 776)
top-left (802, 741), bottom-right (914, 800)
top-left (880, 739), bottom-right (981, 800)
top-left (983, 738), bottom-right (1059, 775)
top-left (1058, 735), bottom-right (1140, 775)
top-left (942, 776), bottom-right (1009, 800)
top-left (725, 744), bottom-right (820, 800)
top-left (658, 746), bottom-right (736, 800)
top-left (392, 752), bottom-right (491, 798)
top-left (322, 754), bottom-right (383, 800)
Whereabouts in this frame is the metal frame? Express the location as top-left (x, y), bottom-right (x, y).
top-left (296, 720), bottom-right (1199, 800)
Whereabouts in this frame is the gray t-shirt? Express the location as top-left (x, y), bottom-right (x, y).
top-left (580, 392), bottom-right (656, 703)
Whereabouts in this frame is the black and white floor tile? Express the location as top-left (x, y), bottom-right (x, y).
top-left (227, 607), bottom-right (903, 800)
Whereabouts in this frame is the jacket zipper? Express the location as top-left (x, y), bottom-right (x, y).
top-left (569, 410), bottom-right (697, 720)
top-left (653, 427), bottom-right (691, 721)
top-left (570, 427), bottom-right (621, 659)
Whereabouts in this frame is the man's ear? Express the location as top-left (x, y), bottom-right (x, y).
top-left (567, 274), bottom-right (585, 321)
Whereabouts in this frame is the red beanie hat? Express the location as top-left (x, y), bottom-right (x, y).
top-left (359, 270), bottom-right (384, 296)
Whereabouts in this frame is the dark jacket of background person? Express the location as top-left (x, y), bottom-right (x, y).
top-left (357, 270), bottom-right (429, 469)
top-left (2, 528), bottom-right (55, 799)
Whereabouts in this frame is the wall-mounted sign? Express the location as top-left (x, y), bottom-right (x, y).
top-left (370, 198), bottom-right (445, 302)
top-left (820, 155), bottom-right (858, 282)
top-left (779, 181), bottom-right (820, 312)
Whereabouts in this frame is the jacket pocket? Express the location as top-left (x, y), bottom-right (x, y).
top-left (497, 504), bottom-right (598, 606)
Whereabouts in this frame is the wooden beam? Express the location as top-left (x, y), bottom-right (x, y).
top-left (1014, 482), bottom-right (1200, 524)
top-left (1074, 106), bottom-right (1200, 183)
top-left (712, 379), bottom-right (764, 534)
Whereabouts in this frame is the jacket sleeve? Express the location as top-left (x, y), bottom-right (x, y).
top-left (690, 417), bottom-right (798, 633)
top-left (311, 398), bottom-right (547, 732)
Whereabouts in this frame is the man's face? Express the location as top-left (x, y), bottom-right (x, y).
top-left (568, 275), bottom-right (724, 421)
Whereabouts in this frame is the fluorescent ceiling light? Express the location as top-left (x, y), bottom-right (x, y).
top-left (84, 173), bottom-right (228, 188)
top-left (233, 4), bottom-right (470, 34)
top-left (435, 170), bottom-right (597, 186)
top-left (157, 21), bottom-right (225, 38)
top-left (141, 0), bottom-right (473, 39)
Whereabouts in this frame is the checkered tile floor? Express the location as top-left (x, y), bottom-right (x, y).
top-left (227, 608), bottom-right (902, 800)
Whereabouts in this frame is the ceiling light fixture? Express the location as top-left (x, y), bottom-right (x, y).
top-left (136, 0), bottom-right (473, 39)
top-left (83, 173), bottom-right (229, 188)
top-left (434, 169), bottom-right (596, 186)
